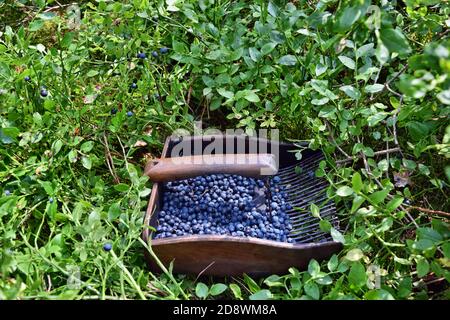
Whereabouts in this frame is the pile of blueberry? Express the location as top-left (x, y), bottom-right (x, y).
top-left (154, 174), bottom-right (295, 243)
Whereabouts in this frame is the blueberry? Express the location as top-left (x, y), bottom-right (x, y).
top-left (103, 243), bottom-right (112, 251)
top-left (137, 52), bottom-right (146, 59)
top-left (127, 111), bottom-right (133, 117)
top-left (40, 89), bottom-right (48, 97)
top-left (4, 190), bottom-right (11, 196)
top-left (159, 47), bottom-right (169, 54)
top-left (151, 51), bottom-right (158, 58)
top-left (130, 82), bottom-right (137, 89)
top-left (24, 76), bottom-right (31, 82)
top-left (111, 108), bottom-right (118, 115)
top-left (49, 197), bottom-right (54, 203)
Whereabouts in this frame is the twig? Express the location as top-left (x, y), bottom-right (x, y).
top-left (46, 275), bottom-right (52, 292)
top-left (116, 134), bottom-right (129, 171)
top-left (425, 277), bottom-right (445, 286)
top-left (386, 84), bottom-right (404, 157)
top-left (385, 64), bottom-right (408, 88)
top-left (103, 133), bottom-right (120, 184)
top-left (327, 122), bottom-right (350, 158)
top-left (406, 206), bottom-right (450, 218)
top-left (385, 140), bottom-right (390, 180)
top-left (336, 147), bottom-right (401, 164)
top-left (43, 2), bottom-right (76, 13)
top-left (194, 261), bottom-right (216, 283)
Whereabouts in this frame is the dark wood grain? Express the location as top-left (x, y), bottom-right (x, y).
top-left (146, 236), bottom-right (342, 276)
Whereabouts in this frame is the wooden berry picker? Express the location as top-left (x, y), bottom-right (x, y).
top-left (142, 135), bottom-right (342, 276)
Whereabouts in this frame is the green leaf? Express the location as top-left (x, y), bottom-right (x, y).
top-left (209, 97), bottom-right (221, 111)
top-left (386, 196), bottom-right (404, 212)
top-left (261, 42), bottom-right (277, 55)
top-left (338, 56), bottom-right (355, 69)
top-left (417, 228), bottom-right (443, 242)
top-left (61, 32), bottom-right (75, 48)
top-left (319, 219), bottom-right (332, 232)
top-left (335, 1), bottom-right (370, 33)
top-left (278, 55), bottom-right (297, 66)
top-left (367, 112), bottom-right (387, 127)
top-left (108, 203), bottom-right (121, 220)
top-left (412, 239), bottom-right (435, 251)
top-left (442, 242), bottom-right (450, 259)
top-left (52, 139), bottom-right (63, 155)
top-left (209, 283), bottom-right (227, 296)
top-left (80, 141), bottom-right (94, 153)
top-left (348, 262), bottom-right (367, 288)
top-left (249, 289), bottom-right (273, 300)
top-left (28, 20), bottom-right (44, 32)
top-left (81, 156), bottom-right (92, 170)
top-left (267, 1), bottom-right (279, 17)
top-left (364, 84), bottom-right (384, 93)
top-left (328, 254), bottom-right (339, 272)
top-left (310, 204), bottom-right (320, 218)
top-left (243, 274), bottom-right (260, 292)
top-left (195, 282), bottom-right (209, 299)
top-left (369, 189), bottom-right (389, 205)
top-left (249, 47), bottom-right (261, 62)
top-left (241, 90), bottom-right (260, 103)
top-left (339, 85), bottom-right (361, 100)
top-left (351, 195), bottom-right (365, 213)
top-left (113, 183), bottom-right (129, 192)
top-left (336, 186), bottom-right (353, 197)
top-left (416, 258), bottom-right (429, 278)
top-left (229, 284), bottom-right (242, 299)
top-left (345, 248), bottom-right (364, 261)
top-left (311, 97), bottom-right (329, 105)
top-left (364, 289), bottom-right (395, 300)
top-left (308, 259), bottom-right (320, 277)
top-left (397, 277), bottom-right (412, 298)
top-left (264, 275), bottom-right (284, 287)
top-left (86, 70), bottom-right (99, 77)
top-left (315, 274), bottom-right (333, 286)
top-left (331, 227), bottom-right (345, 244)
top-left (304, 281), bottom-right (320, 300)
top-left (379, 28), bottom-right (412, 57)
top-left (437, 89), bottom-right (450, 105)
top-left (0, 127), bottom-right (20, 144)
top-left (356, 43), bottom-right (374, 59)
top-left (352, 172), bottom-right (363, 193)
top-left (217, 88), bottom-right (234, 99)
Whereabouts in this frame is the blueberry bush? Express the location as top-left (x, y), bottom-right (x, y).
top-left (0, 0), bottom-right (449, 300)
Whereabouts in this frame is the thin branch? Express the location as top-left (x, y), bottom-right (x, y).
top-left (336, 147), bottom-right (401, 165)
top-left (103, 133), bottom-right (120, 184)
top-left (327, 122), bottom-right (350, 158)
top-left (406, 206), bottom-right (450, 218)
top-left (116, 134), bottom-right (129, 172)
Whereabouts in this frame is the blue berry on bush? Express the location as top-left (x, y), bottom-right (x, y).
top-left (49, 197), bottom-right (54, 203)
top-left (151, 51), bottom-right (158, 58)
top-left (4, 190), bottom-right (11, 196)
top-left (103, 243), bottom-right (112, 251)
top-left (24, 76), bottom-right (31, 81)
top-left (137, 52), bottom-right (146, 59)
top-left (127, 111), bottom-right (133, 117)
top-left (130, 82), bottom-right (137, 89)
top-left (40, 89), bottom-right (48, 97)
top-left (111, 108), bottom-right (118, 115)
top-left (159, 47), bottom-right (169, 54)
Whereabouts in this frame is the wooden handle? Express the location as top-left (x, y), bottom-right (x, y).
top-left (145, 154), bottom-right (278, 182)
